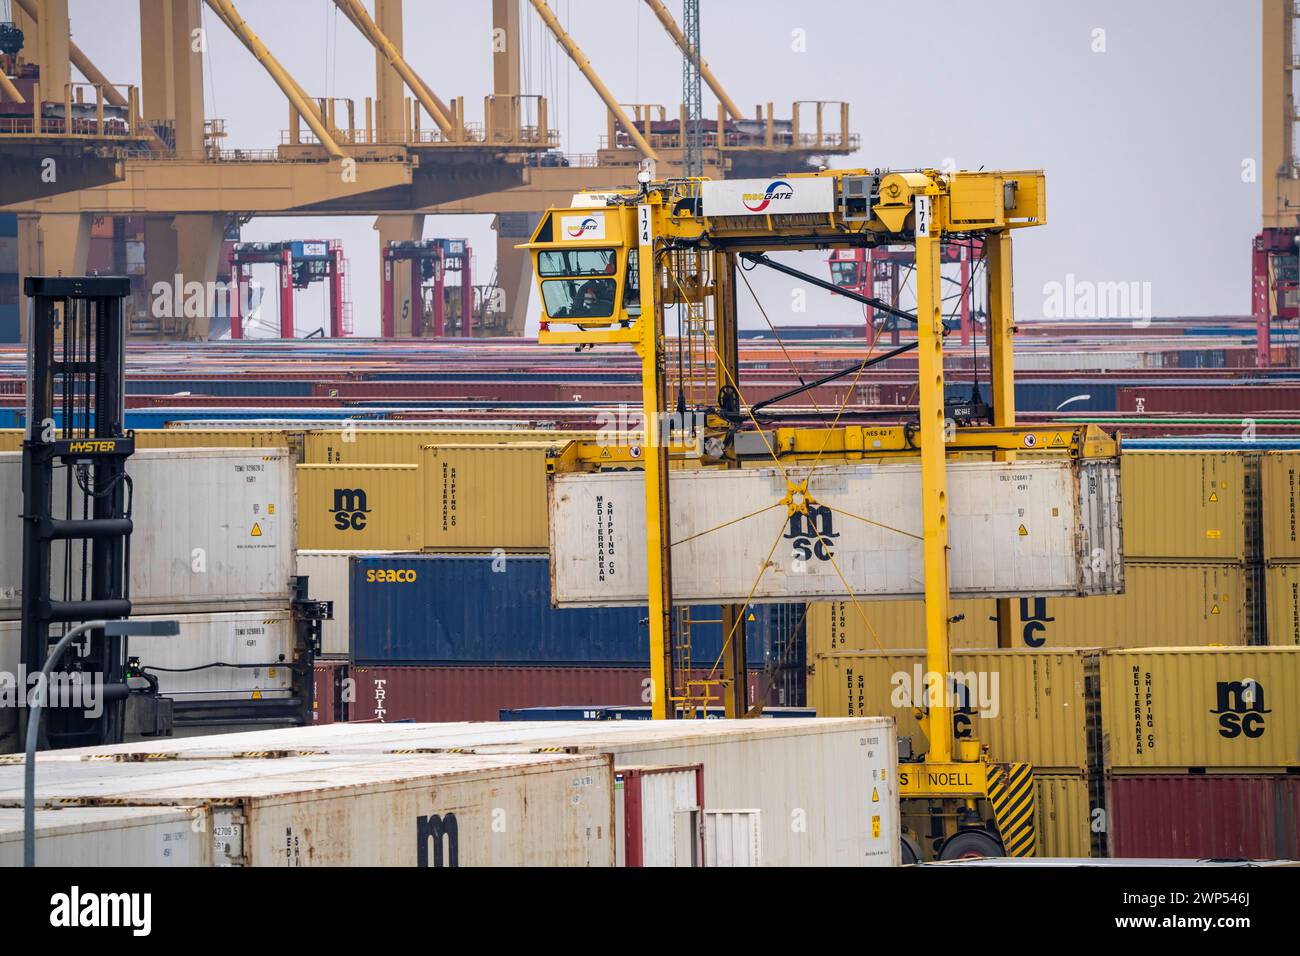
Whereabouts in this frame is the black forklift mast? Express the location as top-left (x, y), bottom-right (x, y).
top-left (21, 276), bottom-right (135, 750)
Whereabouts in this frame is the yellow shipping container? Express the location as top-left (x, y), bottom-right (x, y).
top-left (421, 443), bottom-right (551, 551)
top-left (1099, 647), bottom-right (1300, 770)
top-left (810, 649), bottom-right (1092, 770)
top-left (807, 563), bottom-right (1248, 652)
top-left (807, 598), bottom-right (997, 655)
top-left (1035, 772), bottom-right (1095, 858)
top-left (296, 464), bottom-right (423, 550)
top-left (1263, 452), bottom-right (1300, 561)
top-left (1122, 451), bottom-right (1246, 561)
top-left (1267, 563), bottom-right (1300, 646)
top-left (0, 429), bottom-right (20, 452)
top-left (303, 429), bottom-right (614, 465)
top-left (134, 428), bottom-right (301, 453)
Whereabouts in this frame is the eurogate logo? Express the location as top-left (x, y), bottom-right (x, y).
top-left (742, 179), bottom-right (794, 212)
top-left (566, 216), bottom-right (601, 237)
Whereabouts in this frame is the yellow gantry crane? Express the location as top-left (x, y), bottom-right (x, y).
top-left (523, 167), bottom-right (1121, 861)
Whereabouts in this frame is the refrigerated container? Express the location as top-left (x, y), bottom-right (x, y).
top-left (1, 751), bottom-right (616, 867)
top-left (616, 764), bottom-right (703, 867)
top-left (550, 459), bottom-right (1123, 605)
top-left (0, 448), bottom-right (296, 618)
top-left (0, 806), bottom-right (212, 867)
top-left (45, 716), bottom-right (901, 867)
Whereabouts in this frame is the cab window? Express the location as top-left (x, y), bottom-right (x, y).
top-left (830, 261), bottom-right (862, 288)
top-left (538, 249), bottom-right (618, 277)
top-left (542, 278), bottom-right (618, 319)
top-left (623, 249), bottom-right (640, 317)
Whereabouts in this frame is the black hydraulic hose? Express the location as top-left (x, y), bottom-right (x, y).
top-left (748, 339), bottom-right (920, 415)
top-left (739, 252), bottom-right (918, 326)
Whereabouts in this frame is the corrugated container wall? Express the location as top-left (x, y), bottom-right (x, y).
top-left (0, 752), bottom-right (617, 867)
top-left (809, 649), bottom-right (1092, 770)
top-left (421, 443), bottom-right (551, 551)
top-left (1106, 774), bottom-right (1300, 860)
top-left (1263, 451), bottom-right (1300, 561)
top-left (1121, 452), bottom-right (1247, 561)
top-left (1034, 772), bottom-right (1097, 858)
top-left (297, 550), bottom-right (417, 657)
top-left (0, 449), bottom-right (296, 618)
top-left (0, 807), bottom-right (214, 867)
top-left (1267, 563), bottom-right (1300, 646)
top-left (349, 554), bottom-right (767, 665)
top-left (551, 459), bottom-right (1124, 605)
top-left (302, 429), bottom-right (606, 465)
top-left (807, 562), bottom-right (1249, 652)
top-left (1099, 647), bottom-right (1300, 770)
top-left (296, 464), bottom-right (422, 550)
top-left (348, 664), bottom-right (763, 723)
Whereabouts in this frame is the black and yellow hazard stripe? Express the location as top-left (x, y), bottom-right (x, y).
top-left (987, 762), bottom-right (1036, 857)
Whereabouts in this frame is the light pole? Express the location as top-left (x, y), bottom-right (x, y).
top-left (24, 618), bottom-right (180, 867)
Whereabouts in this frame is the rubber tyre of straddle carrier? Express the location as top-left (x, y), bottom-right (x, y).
top-left (900, 833), bottom-right (923, 865)
top-left (937, 828), bottom-right (1005, 861)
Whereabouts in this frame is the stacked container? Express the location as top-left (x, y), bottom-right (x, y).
top-left (1263, 452), bottom-right (1300, 646)
top-left (1098, 647), bottom-right (1300, 859)
top-left (0, 447), bottom-right (302, 751)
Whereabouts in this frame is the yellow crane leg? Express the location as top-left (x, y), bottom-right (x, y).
top-left (987, 231), bottom-right (1018, 648)
top-left (637, 201), bottom-right (672, 719)
top-left (914, 228), bottom-right (954, 763)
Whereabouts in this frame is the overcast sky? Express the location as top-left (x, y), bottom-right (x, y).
top-left (63, 0), bottom-right (1260, 337)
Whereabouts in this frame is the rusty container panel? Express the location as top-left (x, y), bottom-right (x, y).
top-left (810, 649), bottom-right (1091, 770)
top-left (421, 443), bottom-right (552, 551)
top-left (1121, 451), bottom-right (1246, 561)
top-left (1099, 647), bottom-right (1300, 770)
top-left (348, 664), bottom-right (762, 723)
top-left (1107, 774), bottom-right (1300, 860)
top-left (1268, 563), bottom-right (1300, 646)
top-left (1263, 452), bottom-right (1300, 561)
top-left (295, 464), bottom-right (423, 550)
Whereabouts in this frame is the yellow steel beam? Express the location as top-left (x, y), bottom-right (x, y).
top-left (642, 0), bottom-right (745, 120)
top-left (987, 230), bottom-right (1017, 648)
top-left (526, 0), bottom-right (660, 162)
top-left (914, 225), bottom-right (954, 764)
top-left (0, 158), bottom-right (412, 214)
top-left (332, 0), bottom-right (455, 136)
top-left (0, 69), bottom-right (24, 104)
top-left (203, 0), bottom-right (346, 159)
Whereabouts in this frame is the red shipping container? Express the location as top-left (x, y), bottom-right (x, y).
top-left (1107, 774), bottom-right (1300, 860)
top-left (347, 665), bottom-right (763, 723)
top-left (312, 661), bottom-right (349, 725)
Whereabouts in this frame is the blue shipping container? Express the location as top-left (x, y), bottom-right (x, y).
top-left (349, 555), bottom-right (785, 666)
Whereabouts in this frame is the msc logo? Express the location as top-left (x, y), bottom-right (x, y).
top-left (1212, 679), bottom-right (1271, 739)
top-left (330, 488), bottom-right (370, 531)
top-left (416, 812), bottom-right (459, 867)
top-left (741, 179), bottom-right (794, 212)
top-left (565, 216), bottom-right (600, 237)
top-left (785, 505), bottom-right (838, 562)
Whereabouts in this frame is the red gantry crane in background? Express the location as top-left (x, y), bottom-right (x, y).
top-left (382, 238), bottom-right (475, 338)
top-left (228, 239), bottom-right (352, 339)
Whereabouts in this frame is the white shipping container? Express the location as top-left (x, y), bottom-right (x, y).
top-left (0, 611), bottom-right (296, 703)
top-left (1, 751), bottom-right (615, 866)
top-left (703, 810), bottom-right (762, 867)
top-left (549, 459), bottom-right (1123, 605)
top-left (0, 806), bottom-right (212, 866)
top-left (48, 717), bottom-right (901, 867)
top-left (615, 764), bottom-right (702, 867)
top-left (297, 550), bottom-right (414, 657)
top-left (0, 448), bottom-right (297, 618)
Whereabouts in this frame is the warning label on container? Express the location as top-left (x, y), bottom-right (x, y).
top-left (250, 522), bottom-right (262, 537)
